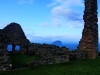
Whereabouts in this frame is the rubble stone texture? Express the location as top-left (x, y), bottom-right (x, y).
top-left (0, 23), bottom-right (69, 71)
top-left (1, 22), bottom-right (30, 53)
top-left (77, 0), bottom-right (98, 59)
top-left (28, 45), bottom-right (69, 66)
top-left (0, 43), bottom-right (12, 71)
top-left (0, 22), bottom-right (30, 71)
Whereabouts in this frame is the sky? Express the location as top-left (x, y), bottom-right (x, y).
top-left (0, 0), bottom-right (100, 45)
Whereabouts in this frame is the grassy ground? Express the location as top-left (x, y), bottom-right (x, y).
top-left (0, 54), bottom-right (100, 75)
top-left (9, 53), bottom-right (42, 67)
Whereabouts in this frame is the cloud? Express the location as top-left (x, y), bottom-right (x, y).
top-left (26, 33), bottom-right (82, 44)
top-left (52, 17), bottom-right (62, 27)
top-left (39, 22), bottom-right (49, 26)
top-left (47, 0), bottom-right (84, 7)
top-left (50, 34), bottom-right (81, 42)
top-left (23, 29), bottom-right (35, 36)
top-left (23, 28), bottom-right (35, 32)
top-left (66, 21), bottom-right (84, 28)
top-left (0, 22), bottom-right (8, 29)
top-left (18, 0), bottom-right (34, 4)
top-left (47, 1), bottom-right (57, 7)
top-left (26, 33), bottom-right (50, 43)
top-left (47, 0), bottom-right (84, 28)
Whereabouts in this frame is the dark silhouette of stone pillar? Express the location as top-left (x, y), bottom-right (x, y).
top-left (12, 44), bottom-right (16, 51)
top-left (77, 0), bottom-right (98, 59)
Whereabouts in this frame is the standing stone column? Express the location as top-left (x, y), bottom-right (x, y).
top-left (12, 44), bottom-right (16, 52)
top-left (77, 0), bottom-right (98, 59)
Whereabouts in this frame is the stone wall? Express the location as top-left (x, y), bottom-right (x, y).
top-left (29, 55), bottom-right (69, 67)
top-left (27, 44), bottom-right (69, 66)
top-left (0, 22), bottom-right (30, 71)
top-left (1, 22), bottom-right (30, 52)
top-left (0, 43), bottom-right (12, 71)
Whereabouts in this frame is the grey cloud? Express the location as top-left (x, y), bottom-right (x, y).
top-left (48, 0), bottom-right (84, 28)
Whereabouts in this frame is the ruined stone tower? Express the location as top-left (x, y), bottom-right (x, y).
top-left (77, 0), bottom-right (98, 59)
top-left (0, 22), bottom-right (30, 71)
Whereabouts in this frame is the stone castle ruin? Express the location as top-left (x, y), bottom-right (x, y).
top-left (0, 0), bottom-right (98, 72)
top-left (77, 0), bottom-right (98, 59)
top-left (0, 23), bottom-right (31, 71)
top-left (0, 22), bottom-right (69, 71)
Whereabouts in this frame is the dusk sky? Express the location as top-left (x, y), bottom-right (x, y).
top-left (0, 0), bottom-right (100, 45)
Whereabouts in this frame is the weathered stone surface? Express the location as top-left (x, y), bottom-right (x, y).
top-left (0, 22), bottom-right (69, 71)
top-left (0, 22), bottom-right (30, 71)
top-left (1, 22), bottom-right (30, 52)
top-left (27, 44), bottom-right (69, 67)
top-left (77, 0), bottom-right (98, 59)
top-left (0, 0), bottom-right (99, 71)
top-left (0, 48), bottom-right (12, 71)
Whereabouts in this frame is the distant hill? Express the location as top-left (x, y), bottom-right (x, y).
top-left (52, 40), bottom-right (62, 47)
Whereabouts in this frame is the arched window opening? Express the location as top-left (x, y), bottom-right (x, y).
top-left (7, 44), bottom-right (20, 51)
top-left (7, 44), bottom-right (12, 51)
top-left (15, 45), bottom-right (20, 51)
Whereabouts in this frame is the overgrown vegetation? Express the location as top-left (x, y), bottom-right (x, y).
top-left (1, 54), bottom-right (100, 75)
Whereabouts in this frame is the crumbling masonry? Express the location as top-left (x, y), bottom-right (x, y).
top-left (0, 0), bottom-right (99, 72)
top-left (0, 23), bottom-right (30, 71)
top-left (77, 0), bottom-right (98, 59)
